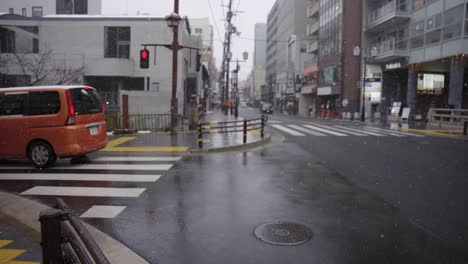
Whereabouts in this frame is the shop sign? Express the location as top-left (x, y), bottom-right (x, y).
top-left (317, 87), bottom-right (332, 96)
top-left (385, 60), bottom-right (407, 71)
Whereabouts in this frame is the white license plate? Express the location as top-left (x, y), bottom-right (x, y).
top-left (89, 127), bottom-right (99, 135)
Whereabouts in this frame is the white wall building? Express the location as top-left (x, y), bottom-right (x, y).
top-left (0, 14), bottom-right (203, 116)
top-left (0, 0), bottom-right (102, 17)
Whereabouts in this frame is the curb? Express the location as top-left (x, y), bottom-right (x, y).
top-left (0, 191), bottom-right (149, 264)
top-left (190, 135), bottom-right (272, 153)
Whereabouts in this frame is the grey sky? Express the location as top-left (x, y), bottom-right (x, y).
top-left (102, 0), bottom-right (275, 80)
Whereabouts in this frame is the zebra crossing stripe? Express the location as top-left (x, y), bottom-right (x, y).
top-left (0, 173), bottom-right (161, 182)
top-left (364, 127), bottom-right (424, 137)
top-left (272, 125), bottom-right (306, 136)
top-left (0, 164), bottom-right (173, 171)
top-left (361, 127), bottom-right (405, 137)
top-left (21, 186), bottom-right (146, 197)
top-left (287, 125), bottom-right (326, 136)
top-left (302, 125), bottom-right (348, 136)
top-left (93, 157), bottom-right (181, 162)
top-left (81, 205), bottom-right (127, 218)
top-left (309, 123), bottom-right (368, 136)
top-left (333, 125), bottom-right (386, 136)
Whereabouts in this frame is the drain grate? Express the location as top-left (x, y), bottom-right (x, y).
top-left (254, 221), bottom-right (312, 246)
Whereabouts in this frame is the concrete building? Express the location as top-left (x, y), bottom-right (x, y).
top-left (265, 1), bottom-right (279, 104)
top-left (266, 0), bottom-right (313, 113)
top-left (0, 0), bottom-right (102, 17)
top-left (252, 23), bottom-right (267, 105)
top-left (317, 0), bottom-right (362, 117)
top-left (299, 0), bottom-right (320, 116)
top-left (363, 0), bottom-right (468, 120)
top-left (0, 14), bottom-right (202, 117)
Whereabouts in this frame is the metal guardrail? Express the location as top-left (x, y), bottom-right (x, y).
top-left (428, 108), bottom-right (468, 129)
top-left (197, 116), bottom-right (267, 149)
top-left (127, 114), bottom-right (185, 131)
top-left (39, 198), bottom-right (110, 264)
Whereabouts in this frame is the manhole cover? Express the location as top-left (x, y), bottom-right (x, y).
top-left (254, 221), bottom-right (312, 246)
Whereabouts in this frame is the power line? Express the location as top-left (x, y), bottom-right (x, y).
top-left (207, 0), bottom-right (224, 46)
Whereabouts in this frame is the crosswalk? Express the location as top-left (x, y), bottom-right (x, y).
top-left (0, 155), bottom-right (182, 219)
top-left (271, 123), bottom-right (424, 138)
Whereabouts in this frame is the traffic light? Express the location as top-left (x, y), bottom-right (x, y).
top-left (140, 49), bottom-right (150, 69)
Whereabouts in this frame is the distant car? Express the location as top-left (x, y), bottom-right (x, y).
top-left (0, 85), bottom-right (108, 168)
top-left (261, 103), bottom-right (273, 114)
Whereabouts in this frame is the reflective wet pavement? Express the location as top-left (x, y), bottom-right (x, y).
top-left (0, 108), bottom-right (467, 263)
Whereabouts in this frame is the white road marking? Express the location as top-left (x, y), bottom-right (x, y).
top-left (272, 125), bottom-right (306, 136)
top-left (364, 127), bottom-right (425, 137)
top-left (93, 157), bottom-right (181, 162)
top-left (287, 125), bottom-right (326, 136)
top-left (81, 205), bottom-right (127, 218)
top-left (0, 173), bottom-right (160, 182)
top-left (361, 127), bottom-right (405, 137)
top-left (333, 125), bottom-right (386, 136)
top-left (21, 186), bottom-right (146, 197)
top-left (309, 123), bottom-right (368, 136)
top-left (0, 164), bottom-right (173, 171)
top-left (302, 125), bottom-right (348, 136)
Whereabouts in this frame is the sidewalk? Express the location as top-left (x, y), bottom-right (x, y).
top-left (103, 110), bottom-right (270, 153)
top-left (0, 217), bottom-right (41, 264)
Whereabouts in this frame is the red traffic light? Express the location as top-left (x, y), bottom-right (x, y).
top-left (141, 49), bottom-right (149, 60)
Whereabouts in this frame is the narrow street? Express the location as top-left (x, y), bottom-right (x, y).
top-left (1, 108), bottom-right (467, 263)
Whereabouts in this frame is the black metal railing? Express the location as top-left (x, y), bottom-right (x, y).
top-left (197, 116), bottom-right (267, 149)
top-left (39, 198), bottom-right (110, 264)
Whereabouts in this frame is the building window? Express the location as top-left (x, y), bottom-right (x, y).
top-left (0, 27), bottom-right (16, 53)
top-left (22, 8), bottom-right (27, 16)
top-left (33, 38), bottom-right (39, 53)
top-left (57, 0), bottom-right (88, 14)
top-left (410, 20), bottom-right (425, 49)
top-left (425, 13), bottom-right (442, 45)
top-left (32, 7), bottom-right (43, 17)
top-left (443, 5), bottom-right (464, 41)
top-left (104, 27), bottom-right (130, 58)
top-left (9, 8), bottom-right (14, 14)
top-left (465, 4), bottom-right (468, 37)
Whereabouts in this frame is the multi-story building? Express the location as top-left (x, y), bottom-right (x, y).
top-left (317, 0), bottom-right (362, 117)
top-left (266, 1), bottom-right (279, 105)
top-left (0, 0), bottom-right (101, 17)
top-left (0, 13), bottom-right (202, 117)
top-left (252, 23), bottom-right (267, 105)
top-left (363, 0), bottom-right (468, 120)
top-left (299, 0), bottom-right (320, 116)
top-left (266, 0), bottom-right (312, 113)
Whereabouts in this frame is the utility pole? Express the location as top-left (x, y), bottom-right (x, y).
top-left (170, 0), bottom-right (180, 134)
top-left (222, 0), bottom-right (234, 115)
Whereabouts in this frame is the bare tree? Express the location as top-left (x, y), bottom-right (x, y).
top-left (1, 49), bottom-right (86, 86)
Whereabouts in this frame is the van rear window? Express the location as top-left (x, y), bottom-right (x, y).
top-left (70, 88), bottom-right (102, 115)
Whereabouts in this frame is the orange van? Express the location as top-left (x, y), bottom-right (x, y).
top-left (0, 86), bottom-right (108, 168)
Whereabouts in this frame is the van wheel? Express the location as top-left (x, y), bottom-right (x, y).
top-left (28, 141), bottom-right (57, 169)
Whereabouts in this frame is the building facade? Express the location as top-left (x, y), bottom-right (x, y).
top-left (265, 1), bottom-right (279, 105)
top-left (252, 23), bottom-right (267, 105)
top-left (363, 0), bottom-right (468, 120)
top-left (0, 0), bottom-right (102, 17)
top-left (0, 14), bottom-right (202, 117)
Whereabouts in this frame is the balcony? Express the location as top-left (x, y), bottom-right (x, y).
top-left (306, 41), bottom-right (318, 53)
top-left (370, 38), bottom-right (409, 62)
top-left (307, 2), bottom-right (319, 18)
top-left (307, 21), bottom-right (319, 36)
top-left (366, 0), bottom-right (410, 33)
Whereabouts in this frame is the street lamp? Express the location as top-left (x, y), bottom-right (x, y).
top-left (357, 46), bottom-right (378, 122)
top-left (232, 51), bottom-right (249, 118)
top-left (165, 6), bottom-right (181, 134)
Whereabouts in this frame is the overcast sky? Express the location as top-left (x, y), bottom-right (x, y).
top-left (102, 0), bottom-right (275, 80)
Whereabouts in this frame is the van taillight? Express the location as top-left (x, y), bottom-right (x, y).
top-left (65, 90), bottom-right (75, 125)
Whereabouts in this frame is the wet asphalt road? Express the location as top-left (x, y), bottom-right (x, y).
top-left (1, 108), bottom-right (468, 263)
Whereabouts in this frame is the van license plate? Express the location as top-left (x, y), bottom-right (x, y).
top-left (89, 127), bottom-right (99, 135)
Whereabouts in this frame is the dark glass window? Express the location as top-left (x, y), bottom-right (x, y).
top-left (0, 27), bottom-right (16, 53)
top-left (0, 93), bottom-right (27, 116)
top-left (70, 88), bottom-right (102, 115)
top-left (27, 91), bottom-right (61, 116)
top-left (443, 5), bottom-right (463, 40)
top-left (33, 38), bottom-right (39, 53)
top-left (104, 27), bottom-right (130, 58)
top-left (32, 7), bottom-right (43, 17)
top-left (22, 8), bottom-right (26, 16)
